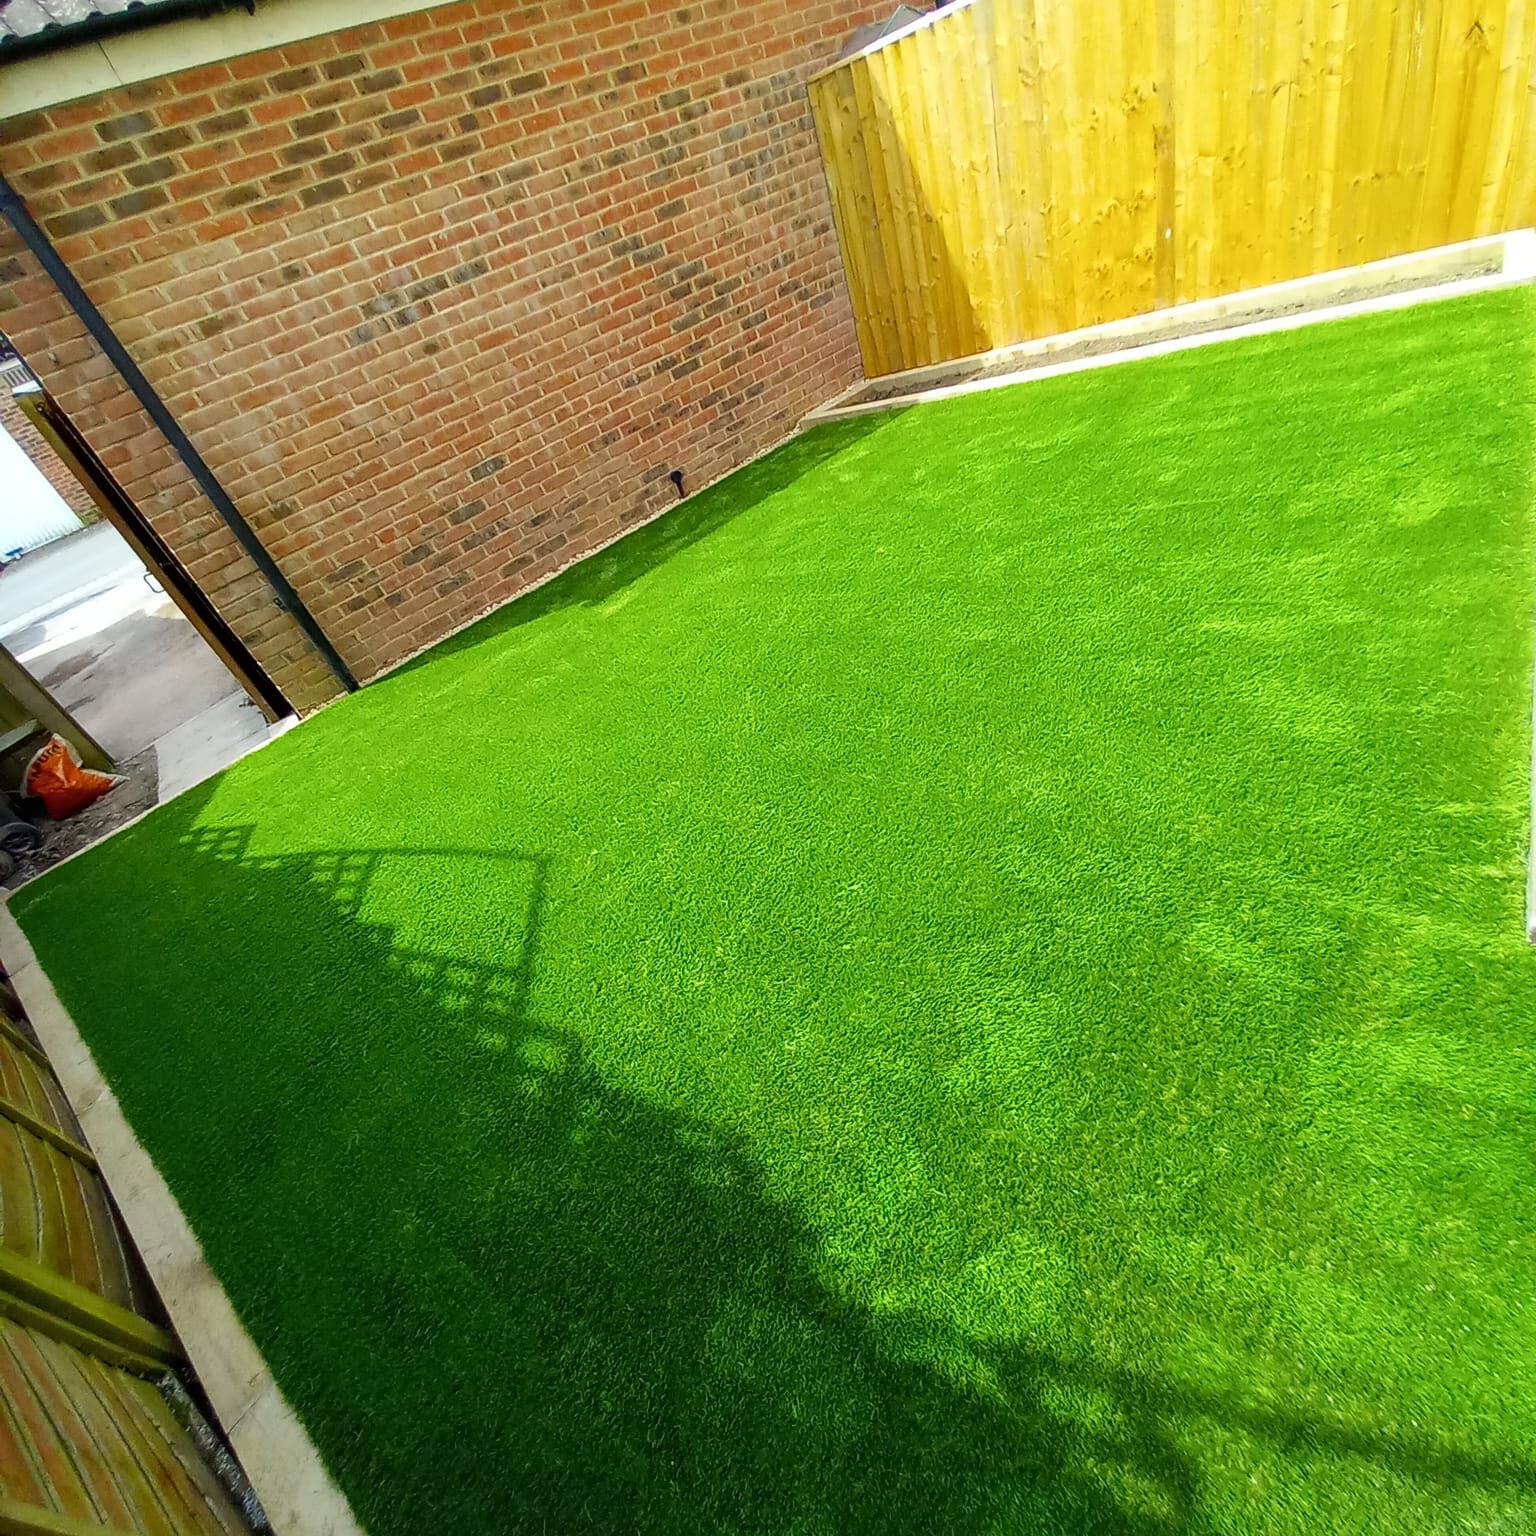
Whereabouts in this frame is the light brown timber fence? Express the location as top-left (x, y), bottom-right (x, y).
top-left (809, 0), bottom-right (1536, 377)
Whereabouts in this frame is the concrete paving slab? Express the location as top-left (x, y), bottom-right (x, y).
top-left (154, 693), bottom-right (271, 803)
top-left (18, 589), bottom-right (243, 762)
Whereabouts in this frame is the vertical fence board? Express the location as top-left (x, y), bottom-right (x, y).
top-left (1153, 0), bottom-right (1180, 303)
top-left (1041, 0), bottom-right (1086, 326)
top-left (815, 0), bottom-right (1536, 376)
top-left (865, 46), bottom-right (929, 365)
top-left (809, 72), bottom-right (882, 376)
top-left (1448, 2), bottom-right (1507, 238)
top-left (1477, 0), bottom-right (1531, 230)
top-left (889, 39), bottom-right (952, 359)
top-left (848, 59), bottom-right (919, 367)
top-left (1124, 0), bottom-right (1161, 312)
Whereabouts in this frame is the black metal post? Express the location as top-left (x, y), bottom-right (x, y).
top-left (0, 173), bottom-right (360, 695)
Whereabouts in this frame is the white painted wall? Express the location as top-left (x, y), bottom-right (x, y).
top-left (0, 423), bottom-right (83, 555)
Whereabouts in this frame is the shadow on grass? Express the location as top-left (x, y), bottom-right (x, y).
top-left (391, 413), bottom-right (899, 676)
top-left (50, 786), bottom-right (1536, 1535)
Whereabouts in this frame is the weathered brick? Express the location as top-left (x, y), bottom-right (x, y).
top-left (96, 111), bottom-right (155, 142)
top-left (469, 455), bottom-right (507, 482)
top-left (216, 184), bottom-right (264, 211)
top-left (324, 53), bottom-right (368, 80)
top-left (44, 206), bottom-right (109, 237)
top-left (199, 109), bottom-right (253, 138)
top-left (125, 156), bottom-right (176, 187)
top-left (292, 108), bottom-right (341, 139)
top-left (145, 126), bottom-right (196, 155)
top-left (0, 111), bottom-right (51, 146)
top-left (110, 187), bottom-right (170, 218)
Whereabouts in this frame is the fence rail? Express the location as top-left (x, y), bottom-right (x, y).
top-left (810, 0), bottom-right (1536, 377)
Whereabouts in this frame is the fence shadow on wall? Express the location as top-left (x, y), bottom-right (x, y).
top-left (55, 785), bottom-right (1536, 1532)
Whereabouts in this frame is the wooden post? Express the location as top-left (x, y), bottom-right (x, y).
top-left (0, 644), bottom-right (111, 774)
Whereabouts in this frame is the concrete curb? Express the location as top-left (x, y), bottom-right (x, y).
top-left (804, 232), bottom-right (1536, 425)
top-left (0, 904), bottom-right (366, 1536)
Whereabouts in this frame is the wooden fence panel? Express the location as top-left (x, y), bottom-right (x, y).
top-left (809, 0), bottom-right (1536, 376)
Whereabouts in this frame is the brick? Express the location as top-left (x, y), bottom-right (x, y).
top-left (44, 207), bottom-right (109, 238)
top-left (292, 108), bottom-right (342, 139)
top-left (216, 184), bottom-right (265, 211)
top-left (82, 142), bottom-right (140, 174)
top-left (97, 111), bottom-right (155, 142)
top-left (271, 65), bottom-right (319, 92)
top-left (199, 108), bottom-right (254, 138)
top-left (0, 110), bottom-right (51, 146)
top-left (125, 156), bottom-right (176, 188)
top-left (469, 454), bottom-right (507, 481)
top-left (108, 185), bottom-right (170, 218)
top-left (282, 140), bottom-right (331, 165)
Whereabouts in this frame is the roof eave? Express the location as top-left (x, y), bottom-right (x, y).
top-left (0, 0), bottom-right (252, 61)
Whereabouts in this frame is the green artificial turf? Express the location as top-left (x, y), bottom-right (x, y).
top-left (15, 288), bottom-right (1536, 1534)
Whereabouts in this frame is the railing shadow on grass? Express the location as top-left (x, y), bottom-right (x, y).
top-left (387, 410), bottom-right (901, 677)
top-left (50, 789), bottom-right (1536, 1535)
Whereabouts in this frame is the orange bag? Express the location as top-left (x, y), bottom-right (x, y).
top-left (23, 736), bottom-right (119, 819)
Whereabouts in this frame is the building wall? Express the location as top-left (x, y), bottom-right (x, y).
top-left (0, 0), bottom-right (882, 708)
top-left (0, 389), bottom-right (100, 528)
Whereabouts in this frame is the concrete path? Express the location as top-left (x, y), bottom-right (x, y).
top-left (155, 692), bottom-right (271, 802)
top-left (0, 522), bottom-right (142, 636)
top-left (13, 584), bottom-right (247, 761)
top-left (0, 521), bottom-right (282, 803)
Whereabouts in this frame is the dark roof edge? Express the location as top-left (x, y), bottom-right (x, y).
top-left (0, 0), bottom-right (253, 61)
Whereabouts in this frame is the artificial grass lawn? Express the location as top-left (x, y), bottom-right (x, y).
top-left (16, 288), bottom-right (1536, 1534)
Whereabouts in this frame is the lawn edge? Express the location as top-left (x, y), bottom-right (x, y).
top-left (370, 415), bottom-right (822, 688)
top-left (0, 901), bottom-right (367, 1536)
top-left (806, 230), bottom-right (1536, 423)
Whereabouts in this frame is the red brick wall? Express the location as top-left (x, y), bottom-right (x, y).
top-left (0, 0), bottom-right (882, 708)
top-left (0, 389), bottom-right (100, 528)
